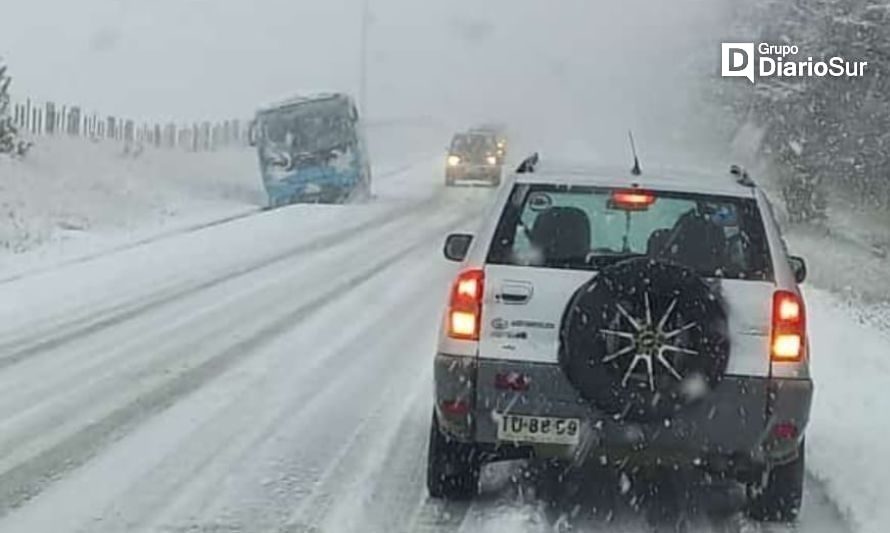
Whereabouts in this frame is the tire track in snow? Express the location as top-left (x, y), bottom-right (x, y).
top-left (79, 220), bottom-right (463, 532)
top-left (0, 233), bottom-right (434, 518)
top-left (0, 193), bottom-right (443, 373)
top-left (282, 346), bottom-right (435, 533)
top-left (0, 203), bottom-right (476, 532)
top-left (145, 215), bottom-right (472, 532)
top-left (0, 201), bottom-right (460, 458)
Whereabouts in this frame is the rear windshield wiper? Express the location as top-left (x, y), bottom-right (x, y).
top-left (584, 253), bottom-right (647, 268)
top-left (537, 253), bottom-right (645, 271)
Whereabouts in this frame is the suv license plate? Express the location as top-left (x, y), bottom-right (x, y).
top-left (497, 414), bottom-right (580, 445)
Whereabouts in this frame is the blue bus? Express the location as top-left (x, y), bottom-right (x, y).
top-left (254, 94), bottom-right (371, 207)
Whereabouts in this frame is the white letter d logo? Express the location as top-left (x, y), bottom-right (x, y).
top-left (722, 43), bottom-right (755, 83)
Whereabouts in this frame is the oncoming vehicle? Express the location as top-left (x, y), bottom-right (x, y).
top-left (254, 93), bottom-right (371, 207)
top-left (428, 158), bottom-right (813, 523)
top-left (445, 132), bottom-right (502, 187)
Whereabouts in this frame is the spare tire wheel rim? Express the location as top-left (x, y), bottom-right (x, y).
top-left (601, 292), bottom-right (701, 391)
top-left (560, 258), bottom-right (729, 421)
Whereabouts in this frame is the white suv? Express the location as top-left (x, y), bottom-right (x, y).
top-left (427, 157), bottom-right (813, 523)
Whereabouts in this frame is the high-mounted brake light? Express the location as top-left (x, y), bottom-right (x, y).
top-left (448, 269), bottom-right (484, 340)
top-left (771, 291), bottom-right (806, 362)
top-left (611, 189), bottom-right (657, 210)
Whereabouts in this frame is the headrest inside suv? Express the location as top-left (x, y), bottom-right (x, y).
top-left (529, 207), bottom-right (591, 263)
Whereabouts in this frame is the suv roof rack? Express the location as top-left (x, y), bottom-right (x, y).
top-left (516, 153), bottom-right (540, 174)
top-left (730, 165), bottom-right (756, 187)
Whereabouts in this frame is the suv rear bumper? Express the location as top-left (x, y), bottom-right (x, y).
top-left (434, 354), bottom-right (813, 475)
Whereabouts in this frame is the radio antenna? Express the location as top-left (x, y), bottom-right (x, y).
top-left (628, 130), bottom-right (642, 176)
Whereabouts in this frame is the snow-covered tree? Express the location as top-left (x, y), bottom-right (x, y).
top-left (720, 0), bottom-right (890, 216)
top-left (0, 58), bottom-right (17, 155)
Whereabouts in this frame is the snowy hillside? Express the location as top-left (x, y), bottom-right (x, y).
top-left (0, 139), bottom-right (262, 266)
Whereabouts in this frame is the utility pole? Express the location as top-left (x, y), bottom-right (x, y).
top-left (359, 0), bottom-right (370, 117)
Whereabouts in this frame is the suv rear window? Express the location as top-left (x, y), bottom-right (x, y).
top-left (487, 184), bottom-right (773, 281)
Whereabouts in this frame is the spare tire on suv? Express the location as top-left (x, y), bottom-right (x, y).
top-left (559, 258), bottom-right (730, 422)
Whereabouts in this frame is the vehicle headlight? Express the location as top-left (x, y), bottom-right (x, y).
top-left (487, 156), bottom-right (498, 166)
top-left (448, 155), bottom-right (461, 166)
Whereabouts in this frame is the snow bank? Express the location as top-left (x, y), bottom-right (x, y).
top-left (785, 208), bottom-right (890, 532)
top-left (0, 137), bottom-right (262, 269)
top-left (806, 287), bottom-right (890, 533)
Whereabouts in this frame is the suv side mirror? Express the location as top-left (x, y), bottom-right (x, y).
top-left (789, 256), bottom-right (807, 284)
top-left (444, 233), bottom-right (473, 262)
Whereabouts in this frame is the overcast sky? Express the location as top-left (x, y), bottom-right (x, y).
top-left (2, 0), bottom-right (734, 161)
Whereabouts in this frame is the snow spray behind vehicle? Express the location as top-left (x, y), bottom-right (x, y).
top-left (253, 93), bottom-right (371, 207)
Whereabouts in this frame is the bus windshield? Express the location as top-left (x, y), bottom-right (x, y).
top-left (259, 98), bottom-right (356, 155)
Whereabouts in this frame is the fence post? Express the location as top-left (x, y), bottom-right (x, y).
top-left (45, 102), bottom-right (56, 135)
top-left (211, 123), bottom-right (219, 150)
top-left (164, 123), bottom-right (175, 148)
top-left (68, 106), bottom-right (81, 136)
top-left (200, 122), bottom-right (210, 151)
top-left (124, 119), bottom-right (134, 143)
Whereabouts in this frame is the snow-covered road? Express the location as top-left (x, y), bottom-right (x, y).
top-left (0, 157), bottom-right (882, 533)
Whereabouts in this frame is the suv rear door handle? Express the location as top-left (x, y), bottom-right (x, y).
top-left (496, 281), bottom-right (533, 304)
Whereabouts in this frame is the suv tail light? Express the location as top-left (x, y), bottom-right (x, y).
top-left (447, 269), bottom-right (484, 340)
top-left (771, 291), bottom-right (806, 362)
